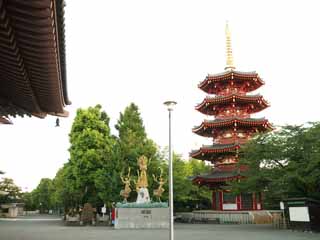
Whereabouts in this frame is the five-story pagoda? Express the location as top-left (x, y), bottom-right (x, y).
top-left (191, 23), bottom-right (272, 211)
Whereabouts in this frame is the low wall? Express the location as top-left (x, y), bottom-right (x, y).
top-left (23, 210), bottom-right (40, 215)
top-left (193, 210), bottom-right (253, 224)
top-left (115, 208), bottom-right (169, 229)
top-left (191, 210), bottom-right (283, 224)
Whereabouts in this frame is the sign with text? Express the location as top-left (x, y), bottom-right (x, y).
top-left (289, 207), bottom-right (310, 222)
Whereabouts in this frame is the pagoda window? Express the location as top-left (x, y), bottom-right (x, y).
top-left (223, 132), bottom-right (232, 138)
top-left (222, 156), bottom-right (236, 163)
top-left (256, 192), bottom-right (262, 203)
top-left (223, 192), bottom-right (236, 203)
top-left (237, 132), bottom-right (246, 138)
top-left (241, 193), bottom-right (254, 210)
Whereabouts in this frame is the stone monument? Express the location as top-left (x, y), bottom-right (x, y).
top-left (80, 203), bottom-right (95, 225)
top-left (116, 155), bottom-right (169, 229)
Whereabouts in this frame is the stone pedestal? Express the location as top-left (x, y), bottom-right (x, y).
top-left (115, 207), bottom-right (169, 229)
top-left (136, 188), bottom-right (150, 204)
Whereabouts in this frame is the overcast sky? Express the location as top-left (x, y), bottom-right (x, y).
top-left (1, 0), bottom-right (320, 191)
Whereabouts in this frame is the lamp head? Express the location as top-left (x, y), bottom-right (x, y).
top-left (163, 101), bottom-right (177, 111)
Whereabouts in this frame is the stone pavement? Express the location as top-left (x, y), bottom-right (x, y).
top-left (0, 215), bottom-right (319, 240)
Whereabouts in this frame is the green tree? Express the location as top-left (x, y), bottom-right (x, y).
top-left (158, 153), bottom-right (211, 211)
top-left (22, 192), bottom-right (37, 211)
top-left (187, 159), bottom-right (212, 207)
top-left (0, 178), bottom-right (22, 203)
top-left (232, 123), bottom-right (320, 208)
top-left (68, 105), bottom-right (116, 207)
top-left (32, 178), bottom-right (54, 213)
top-left (51, 163), bottom-right (82, 212)
top-left (115, 103), bottom-right (160, 201)
top-left (115, 103), bottom-right (158, 168)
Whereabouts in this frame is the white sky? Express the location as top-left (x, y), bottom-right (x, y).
top-left (1, 0), bottom-right (320, 191)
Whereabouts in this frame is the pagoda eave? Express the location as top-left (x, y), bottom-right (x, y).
top-left (193, 118), bottom-right (272, 137)
top-left (192, 170), bottom-right (243, 186)
top-left (198, 70), bottom-right (264, 94)
top-left (195, 94), bottom-right (269, 115)
top-left (190, 144), bottom-right (240, 161)
top-left (193, 176), bottom-right (240, 185)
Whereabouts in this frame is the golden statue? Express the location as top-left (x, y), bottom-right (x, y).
top-left (153, 168), bottom-right (166, 202)
top-left (120, 167), bottom-right (131, 202)
top-left (135, 155), bottom-right (148, 189)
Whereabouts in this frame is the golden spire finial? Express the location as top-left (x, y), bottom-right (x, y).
top-left (225, 21), bottom-right (235, 70)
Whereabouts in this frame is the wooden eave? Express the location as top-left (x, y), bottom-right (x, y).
top-left (195, 94), bottom-right (269, 115)
top-left (0, 0), bottom-right (70, 119)
top-left (190, 143), bottom-right (240, 161)
top-left (193, 118), bottom-right (272, 137)
top-left (0, 116), bottom-right (12, 124)
top-left (198, 70), bottom-right (264, 94)
top-left (192, 172), bottom-right (241, 184)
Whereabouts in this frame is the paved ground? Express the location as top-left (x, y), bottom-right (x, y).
top-left (0, 215), bottom-right (319, 240)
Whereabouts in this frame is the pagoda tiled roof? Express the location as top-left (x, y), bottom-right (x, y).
top-left (198, 69), bottom-right (264, 94)
top-left (193, 117), bottom-right (272, 137)
top-left (196, 94), bottom-right (269, 115)
top-left (0, 0), bottom-right (70, 119)
top-left (191, 143), bottom-right (240, 155)
top-left (192, 169), bottom-right (241, 183)
top-left (190, 143), bottom-right (240, 161)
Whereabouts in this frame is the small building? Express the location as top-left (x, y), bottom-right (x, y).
top-left (0, 203), bottom-right (24, 218)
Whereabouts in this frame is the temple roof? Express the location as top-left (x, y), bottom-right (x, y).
top-left (198, 69), bottom-right (264, 94)
top-left (0, 116), bottom-right (12, 124)
top-left (191, 164), bottom-right (249, 189)
top-left (190, 143), bottom-right (240, 161)
top-left (0, 0), bottom-right (70, 119)
top-left (192, 169), bottom-right (241, 185)
top-left (196, 94), bottom-right (269, 115)
top-left (193, 117), bottom-right (272, 137)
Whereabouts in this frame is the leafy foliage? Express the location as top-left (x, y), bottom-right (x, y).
top-left (231, 122), bottom-right (320, 208)
top-left (26, 103), bottom-right (212, 213)
top-left (115, 103), bottom-right (158, 170)
top-left (0, 178), bottom-right (22, 204)
top-left (31, 178), bottom-right (54, 213)
top-left (172, 155), bottom-right (211, 211)
top-left (115, 103), bottom-right (160, 201)
top-left (68, 105), bottom-right (115, 206)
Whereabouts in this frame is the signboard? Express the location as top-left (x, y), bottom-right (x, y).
top-left (102, 206), bottom-right (106, 214)
top-left (279, 201), bottom-right (284, 210)
top-left (223, 203), bottom-right (237, 210)
top-left (289, 207), bottom-right (310, 222)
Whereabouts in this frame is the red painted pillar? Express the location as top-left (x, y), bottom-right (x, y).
top-left (219, 191), bottom-right (223, 210)
top-left (212, 191), bottom-right (216, 210)
top-left (252, 192), bottom-right (256, 210)
top-left (236, 195), bottom-right (241, 210)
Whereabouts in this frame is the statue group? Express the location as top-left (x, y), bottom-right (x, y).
top-left (120, 155), bottom-right (166, 203)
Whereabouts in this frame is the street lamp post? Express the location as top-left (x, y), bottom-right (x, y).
top-left (163, 100), bottom-right (177, 240)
